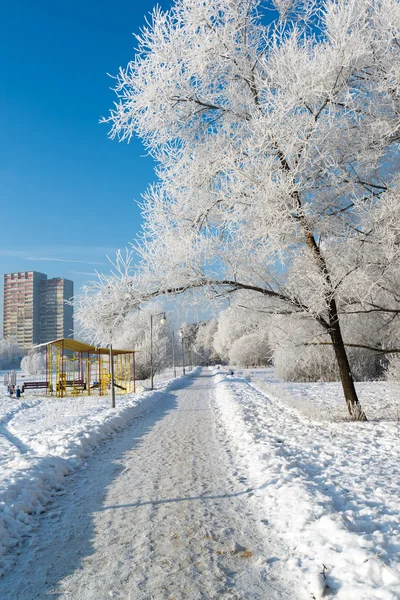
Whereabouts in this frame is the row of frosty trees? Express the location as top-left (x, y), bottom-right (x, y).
top-left (77, 0), bottom-right (400, 421)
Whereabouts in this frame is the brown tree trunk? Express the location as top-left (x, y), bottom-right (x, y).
top-left (328, 301), bottom-right (367, 421)
top-left (284, 178), bottom-right (367, 420)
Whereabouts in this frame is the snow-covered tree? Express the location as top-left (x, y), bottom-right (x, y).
top-left (229, 332), bottom-right (271, 368)
top-left (21, 351), bottom-right (46, 376)
top-left (109, 307), bottom-right (169, 381)
top-left (0, 336), bottom-right (22, 367)
top-left (78, 0), bottom-right (400, 419)
top-left (194, 319), bottom-right (220, 364)
top-left (213, 311), bottom-right (247, 364)
top-left (213, 299), bottom-right (270, 363)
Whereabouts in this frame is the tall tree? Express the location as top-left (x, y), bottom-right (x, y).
top-left (79, 0), bottom-right (400, 420)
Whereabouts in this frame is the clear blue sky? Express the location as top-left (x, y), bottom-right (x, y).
top-left (0, 0), bottom-right (172, 330)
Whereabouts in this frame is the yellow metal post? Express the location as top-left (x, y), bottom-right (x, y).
top-left (56, 345), bottom-right (61, 397)
top-left (86, 354), bottom-right (91, 396)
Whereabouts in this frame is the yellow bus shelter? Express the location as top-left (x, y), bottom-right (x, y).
top-left (24, 339), bottom-right (137, 398)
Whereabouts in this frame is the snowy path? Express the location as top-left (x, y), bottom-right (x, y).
top-left (0, 371), bottom-right (292, 600)
top-left (214, 373), bottom-right (400, 599)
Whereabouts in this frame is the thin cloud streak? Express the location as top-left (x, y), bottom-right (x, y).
top-left (69, 270), bottom-right (102, 276)
top-left (25, 257), bottom-right (108, 266)
top-left (0, 247), bottom-right (116, 260)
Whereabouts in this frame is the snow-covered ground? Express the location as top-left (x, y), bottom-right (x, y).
top-left (0, 367), bottom-right (398, 599)
top-left (0, 368), bottom-right (191, 577)
top-left (234, 367), bottom-right (400, 422)
top-left (0, 369), bottom-right (295, 599)
top-left (215, 368), bottom-right (400, 599)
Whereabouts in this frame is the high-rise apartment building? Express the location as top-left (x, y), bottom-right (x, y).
top-left (3, 271), bottom-right (46, 348)
top-left (3, 271), bottom-right (74, 349)
top-left (40, 277), bottom-right (74, 342)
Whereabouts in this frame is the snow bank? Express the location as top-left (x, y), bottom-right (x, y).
top-left (0, 372), bottom-right (193, 576)
top-left (213, 371), bottom-right (400, 600)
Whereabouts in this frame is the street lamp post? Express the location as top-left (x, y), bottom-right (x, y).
top-left (150, 312), bottom-right (167, 390)
top-left (180, 330), bottom-right (186, 375)
top-left (172, 330), bottom-right (177, 378)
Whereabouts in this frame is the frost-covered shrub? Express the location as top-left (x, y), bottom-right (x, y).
top-left (273, 343), bottom-right (338, 382)
top-left (348, 349), bottom-right (384, 382)
top-left (229, 332), bottom-right (272, 368)
top-left (385, 355), bottom-right (400, 381)
top-left (382, 355), bottom-right (400, 420)
top-left (270, 314), bottom-right (384, 382)
top-left (275, 346), bottom-right (384, 383)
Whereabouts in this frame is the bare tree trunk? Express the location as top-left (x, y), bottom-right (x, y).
top-left (272, 160), bottom-right (368, 420)
top-left (300, 225), bottom-right (367, 420)
top-left (328, 299), bottom-right (367, 421)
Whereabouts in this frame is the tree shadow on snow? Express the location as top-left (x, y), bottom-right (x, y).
top-left (97, 485), bottom-right (259, 511)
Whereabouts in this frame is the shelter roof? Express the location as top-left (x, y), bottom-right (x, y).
top-left (34, 338), bottom-right (137, 355)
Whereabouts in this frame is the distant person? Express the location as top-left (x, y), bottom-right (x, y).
top-left (15, 386), bottom-right (21, 399)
